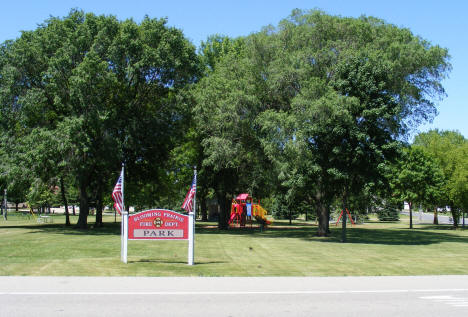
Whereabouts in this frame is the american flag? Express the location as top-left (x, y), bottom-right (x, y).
top-left (112, 170), bottom-right (124, 214)
top-left (182, 174), bottom-right (196, 213)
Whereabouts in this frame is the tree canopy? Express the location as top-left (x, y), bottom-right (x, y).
top-left (0, 10), bottom-right (200, 228)
top-left (414, 130), bottom-right (468, 227)
top-left (389, 146), bottom-right (445, 228)
top-left (193, 9), bottom-right (450, 236)
top-left (0, 9), bottom-right (456, 238)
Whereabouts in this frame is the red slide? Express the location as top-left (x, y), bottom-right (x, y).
top-left (228, 212), bottom-right (237, 225)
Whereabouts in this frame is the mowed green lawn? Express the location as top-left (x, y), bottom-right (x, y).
top-left (0, 213), bottom-right (467, 276)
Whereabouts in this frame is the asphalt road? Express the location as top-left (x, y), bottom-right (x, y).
top-left (1, 276), bottom-right (468, 316)
top-left (401, 211), bottom-right (468, 225)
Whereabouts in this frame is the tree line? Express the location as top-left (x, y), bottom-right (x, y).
top-left (1, 9), bottom-right (462, 240)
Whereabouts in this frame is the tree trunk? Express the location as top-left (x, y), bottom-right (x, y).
top-left (60, 178), bottom-right (71, 226)
top-left (76, 181), bottom-right (89, 229)
top-left (72, 205), bottom-right (76, 216)
top-left (201, 195), bottom-right (208, 222)
top-left (289, 210), bottom-right (292, 225)
top-left (15, 203), bottom-right (19, 211)
top-left (316, 202), bottom-right (330, 237)
top-left (448, 205), bottom-right (458, 228)
top-left (95, 188), bottom-right (103, 228)
top-left (315, 191), bottom-right (330, 237)
top-left (433, 207), bottom-right (438, 225)
top-left (217, 190), bottom-right (229, 230)
top-left (409, 201), bottom-right (413, 229)
top-left (341, 194), bottom-right (347, 243)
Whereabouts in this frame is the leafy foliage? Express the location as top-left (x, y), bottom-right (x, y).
top-left (0, 10), bottom-right (200, 227)
top-left (389, 146), bottom-right (445, 228)
top-left (0, 8), bottom-right (455, 238)
top-left (414, 130), bottom-right (468, 227)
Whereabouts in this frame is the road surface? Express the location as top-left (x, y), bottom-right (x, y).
top-left (401, 211), bottom-right (468, 225)
top-left (1, 276), bottom-right (468, 316)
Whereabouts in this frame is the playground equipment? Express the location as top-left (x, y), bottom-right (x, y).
top-left (25, 202), bottom-right (37, 220)
top-left (335, 208), bottom-right (355, 226)
top-left (228, 193), bottom-right (271, 228)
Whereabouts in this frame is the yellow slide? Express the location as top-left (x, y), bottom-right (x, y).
top-left (252, 204), bottom-right (271, 225)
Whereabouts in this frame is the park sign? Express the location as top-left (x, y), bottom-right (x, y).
top-left (121, 208), bottom-right (195, 265)
top-left (128, 209), bottom-right (189, 240)
top-left (119, 167), bottom-right (197, 265)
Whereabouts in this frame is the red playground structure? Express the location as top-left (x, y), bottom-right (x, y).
top-left (228, 193), bottom-right (271, 228)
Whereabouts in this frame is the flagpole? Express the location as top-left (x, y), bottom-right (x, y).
top-left (120, 163), bottom-right (128, 264)
top-left (188, 166), bottom-right (196, 265)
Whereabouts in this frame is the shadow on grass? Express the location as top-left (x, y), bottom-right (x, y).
top-left (333, 227), bottom-right (468, 245)
top-left (4, 219), bottom-right (466, 246)
top-left (129, 258), bottom-right (226, 265)
top-left (2, 222), bottom-right (122, 236)
top-left (129, 259), bottom-right (188, 264)
top-left (197, 223), bottom-right (468, 246)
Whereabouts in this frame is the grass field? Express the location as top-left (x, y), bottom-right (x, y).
top-left (0, 212), bottom-right (467, 276)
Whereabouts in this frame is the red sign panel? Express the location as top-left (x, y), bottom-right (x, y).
top-left (128, 209), bottom-right (189, 240)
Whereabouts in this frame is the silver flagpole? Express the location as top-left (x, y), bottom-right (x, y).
top-left (188, 166), bottom-right (196, 265)
top-left (120, 164), bottom-right (123, 261)
top-left (120, 163), bottom-right (128, 263)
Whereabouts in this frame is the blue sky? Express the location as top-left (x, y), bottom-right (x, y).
top-left (1, 0), bottom-right (466, 139)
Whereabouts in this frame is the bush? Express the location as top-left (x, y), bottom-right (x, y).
top-left (376, 201), bottom-right (401, 221)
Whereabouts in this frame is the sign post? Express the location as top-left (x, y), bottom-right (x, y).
top-left (121, 211), bottom-right (128, 263)
top-left (120, 167), bottom-right (196, 264)
top-left (188, 167), bottom-right (196, 265)
top-left (188, 211), bottom-right (194, 265)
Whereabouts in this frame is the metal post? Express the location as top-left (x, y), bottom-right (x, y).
top-left (122, 211), bottom-right (128, 264)
top-left (121, 212), bottom-right (125, 262)
top-left (120, 164), bottom-right (128, 264)
top-left (188, 166), bottom-right (196, 265)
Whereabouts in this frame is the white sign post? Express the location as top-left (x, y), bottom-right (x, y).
top-left (188, 167), bottom-right (196, 265)
top-left (188, 211), bottom-right (195, 265)
top-left (121, 211), bottom-right (128, 263)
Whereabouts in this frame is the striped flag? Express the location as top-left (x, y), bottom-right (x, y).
top-left (112, 169), bottom-right (124, 214)
top-left (182, 174), bottom-right (196, 213)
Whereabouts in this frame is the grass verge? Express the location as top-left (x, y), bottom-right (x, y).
top-left (0, 213), bottom-right (467, 276)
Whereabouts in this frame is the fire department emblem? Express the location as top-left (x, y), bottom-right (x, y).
top-left (153, 217), bottom-right (163, 228)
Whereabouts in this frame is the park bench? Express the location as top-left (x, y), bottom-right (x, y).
top-left (37, 215), bottom-right (53, 223)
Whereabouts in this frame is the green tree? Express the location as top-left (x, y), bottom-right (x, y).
top-left (256, 10), bottom-right (449, 239)
top-left (0, 141), bottom-right (30, 212)
top-left (0, 10), bottom-right (200, 228)
top-left (390, 146), bottom-right (445, 229)
top-left (194, 10), bottom-right (450, 237)
top-left (200, 35), bottom-right (245, 73)
top-left (193, 33), bottom-right (277, 229)
top-left (414, 130), bottom-right (468, 227)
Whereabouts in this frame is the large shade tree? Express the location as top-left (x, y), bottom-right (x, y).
top-left (0, 10), bottom-right (200, 228)
top-left (194, 9), bottom-right (450, 236)
top-left (194, 35), bottom-right (277, 228)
